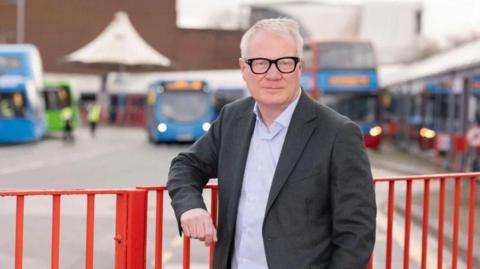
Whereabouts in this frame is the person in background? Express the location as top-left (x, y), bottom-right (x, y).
top-left (168, 18), bottom-right (376, 269)
top-left (61, 106), bottom-right (74, 141)
top-left (87, 102), bottom-right (101, 138)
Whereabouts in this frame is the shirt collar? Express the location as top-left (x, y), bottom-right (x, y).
top-left (253, 88), bottom-right (301, 128)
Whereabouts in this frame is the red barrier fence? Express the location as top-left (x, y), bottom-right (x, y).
top-left (371, 172), bottom-right (479, 269)
top-left (0, 173), bottom-right (477, 269)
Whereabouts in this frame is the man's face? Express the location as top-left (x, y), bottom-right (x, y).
top-left (239, 31), bottom-right (302, 110)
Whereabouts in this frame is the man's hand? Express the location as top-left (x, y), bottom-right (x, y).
top-left (180, 208), bottom-right (218, 246)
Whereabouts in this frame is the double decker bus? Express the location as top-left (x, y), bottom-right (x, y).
top-left (301, 40), bottom-right (382, 149)
top-left (43, 80), bottom-right (80, 132)
top-left (145, 80), bottom-right (216, 143)
top-left (0, 44), bottom-right (46, 143)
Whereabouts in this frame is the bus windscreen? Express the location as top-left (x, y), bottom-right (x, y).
top-left (329, 94), bottom-right (377, 122)
top-left (43, 87), bottom-right (72, 110)
top-left (159, 91), bottom-right (210, 122)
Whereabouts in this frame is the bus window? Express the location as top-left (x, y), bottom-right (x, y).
top-left (318, 42), bottom-right (376, 69)
top-left (0, 56), bottom-right (22, 72)
top-left (0, 92), bottom-right (26, 118)
top-left (331, 94), bottom-right (376, 122)
top-left (159, 91), bottom-right (210, 122)
top-left (43, 86), bottom-right (72, 110)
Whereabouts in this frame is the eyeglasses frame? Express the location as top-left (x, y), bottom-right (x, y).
top-left (244, 56), bottom-right (300, 75)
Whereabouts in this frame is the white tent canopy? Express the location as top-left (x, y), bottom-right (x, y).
top-left (65, 11), bottom-right (171, 67)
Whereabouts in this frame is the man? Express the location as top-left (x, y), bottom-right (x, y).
top-left (168, 18), bottom-right (376, 269)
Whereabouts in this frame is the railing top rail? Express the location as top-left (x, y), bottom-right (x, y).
top-left (0, 188), bottom-right (140, 197)
top-left (0, 172), bottom-right (477, 196)
top-left (136, 186), bottom-right (168, 191)
top-left (373, 171), bottom-right (480, 182)
top-left (136, 184), bottom-right (218, 191)
top-left (0, 184), bottom-right (220, 197)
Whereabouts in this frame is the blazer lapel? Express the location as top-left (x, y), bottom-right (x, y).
top-left (225, 104), bottom-right (256, 232)
top-left (265, 92), bottom-right (317, 215)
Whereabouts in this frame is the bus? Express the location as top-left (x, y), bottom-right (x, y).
top-left (145, 80), bottom-right (216, 142)
top-left (385, 77), bottom-right (479, 151)
top-left (0, 44), bottom-right (46, 143)
top-left (301, 40), bottom-right (382, 149)
top-left (43, 80), bottom-right (80, 132)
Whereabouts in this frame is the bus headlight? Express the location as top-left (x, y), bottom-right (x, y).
top-left (369, 126), bottom-right (382, 137)
top-left (157, 123), bottom-right (168, 133)
top-left (419, 127), bottom-right (436, 139)
top-left (202, 122), bottom-right (211, 132)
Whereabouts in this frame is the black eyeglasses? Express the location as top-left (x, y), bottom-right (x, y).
top-left (244, 57), bottom-right (300, 74)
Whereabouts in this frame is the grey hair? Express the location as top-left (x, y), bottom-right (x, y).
top-left (240, 18), bottom-right (304, 59)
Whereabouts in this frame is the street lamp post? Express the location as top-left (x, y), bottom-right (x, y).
top-left (16, 0), bottom-right (25, 43)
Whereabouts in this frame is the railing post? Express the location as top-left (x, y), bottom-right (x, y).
top-left (437, 178), bottom-right (446, 269)
top-left (115, 193), bottom-right (128, 269)
top-left (403, 180), bottom-right (412, 269)
top-left (126, 190), bottom-right (148, 269)
top-left (15, 195), bottom-right (24, 269)
top-left (183, 237), bottom-right (191, 269)
top-left (155, 190), bottom-right (164, 269)
top-left (421, 179), bottom-right (431, 269)
top-left (466, 176), bottom-right (476, 269)
top-left (451, 177), bottom-right (461, 269)
top-left (85, 194), bottom-right (95, 269)
top-left (114, 190), bottom-right (148, 269)
top-left (385, 180), bottom-right (395, 269)
top-left (209, 186), bottom-right (218, 269)
top-left (51, 194), bottom-right (61, 269)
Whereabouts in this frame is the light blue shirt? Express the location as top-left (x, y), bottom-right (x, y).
top-left (232, 91), bottom-right (301, 269)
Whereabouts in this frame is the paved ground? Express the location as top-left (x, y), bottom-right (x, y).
top-left (0, 128), bottom-right (477, 268)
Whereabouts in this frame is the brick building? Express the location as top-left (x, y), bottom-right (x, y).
top-left (0, 0), bottom-right (243, 73)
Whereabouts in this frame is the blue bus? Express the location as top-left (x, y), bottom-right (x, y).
top-left (301, 40), bottom-right (382, 149)
top-left (0, 44), bottom-right (46, 143)
top-left (145, 80), bottom-right (216, 142)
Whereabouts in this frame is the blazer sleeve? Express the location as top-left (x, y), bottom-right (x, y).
top-left (328, 121), bottom-right (377, 269)
top-left (167, 108), bottom-right (223, 230)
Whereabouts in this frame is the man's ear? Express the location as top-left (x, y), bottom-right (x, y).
top-left (239, 58), bottom-right (247, 72)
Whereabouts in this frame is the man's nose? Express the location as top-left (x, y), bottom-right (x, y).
top-left (265, 63), bottom-right (282, 79)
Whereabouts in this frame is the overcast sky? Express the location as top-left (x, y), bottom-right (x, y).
top-left (178, 0), bottom-right (480, 42)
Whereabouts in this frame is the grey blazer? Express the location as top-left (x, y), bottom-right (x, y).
top-left (168, 91), bottom-right (376, 269)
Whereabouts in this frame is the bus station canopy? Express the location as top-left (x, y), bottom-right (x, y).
top-left (380, 38), bottom-right (480, 87)
top-left (64, 11), bottom-right (171, 69)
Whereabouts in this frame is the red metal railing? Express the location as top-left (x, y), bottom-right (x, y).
top-left (0, 189), bottom-right (148, 269)
top-left (372, 172), bottom-right (479, 269)
top-left (0, 173), bottom-right (477, 268)
top-left (136, 185), bottom-right (218, 269)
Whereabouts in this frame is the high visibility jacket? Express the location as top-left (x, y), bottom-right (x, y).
top-left (61, 107), bottom-right (73, 121)
top-left (88, 104), bottom-right (101, 123)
